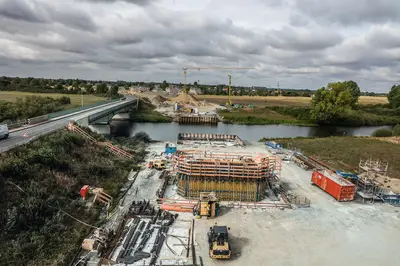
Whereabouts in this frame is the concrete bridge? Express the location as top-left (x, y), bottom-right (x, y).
top-left (76, 96), bottom-right (138, 134)
top-left (0, 96), bottom-right (137, 153)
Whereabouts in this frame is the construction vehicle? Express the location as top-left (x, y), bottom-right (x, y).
top-left (193, 192), bottom-right (220, 218)
top-left (208, 225), bottom-right (231, 259)
top-left (148, 160), bottom-right (166, 170)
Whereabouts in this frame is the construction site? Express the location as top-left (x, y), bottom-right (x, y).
top-left (73, 128), bottom-right (400, 266)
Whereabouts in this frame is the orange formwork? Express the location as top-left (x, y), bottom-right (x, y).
top-left (173, 150), bottom-right (282, 201)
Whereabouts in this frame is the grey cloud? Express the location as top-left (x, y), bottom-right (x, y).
top-left (0, 0), bottom-right (46, 22)
top-left (80, 0), bottom-right (156, 5)
top-left (0, 0), bottom-right (97, 31)
top-left (0, 0), bottom-right (399, 91)
top-left (267, 26), bottom-right (342, 51)
top-left (295, 0), bottom-right (400, 25)
top-left (367, 26), bottom-right (400, 49)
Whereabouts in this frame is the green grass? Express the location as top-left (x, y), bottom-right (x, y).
top-left (130, 98), bottom-right (172, 123)
top-left (275, 137), bottom-right (400, 179)
top-left (0, 91), bottom-right (105, 108)
top-left (218, 107), bottom-right (316, 126)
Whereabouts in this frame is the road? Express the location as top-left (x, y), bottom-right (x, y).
top-left (0, 96), bottom-right (136, 153)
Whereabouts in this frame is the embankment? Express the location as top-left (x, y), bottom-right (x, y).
top-left (0, 130), bottom-right (148, 265)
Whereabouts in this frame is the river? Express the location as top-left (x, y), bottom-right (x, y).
top-left (111, 122), bottom-right (391, 141)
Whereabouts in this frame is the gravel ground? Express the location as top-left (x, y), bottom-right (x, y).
top-left (194, 162), bottom-right (400, 266)
top-left (147, 141), bottom-right (400, 266)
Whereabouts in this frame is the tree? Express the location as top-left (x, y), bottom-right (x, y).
top-left (310, 86), bottom-right (353, 123)
top-left (108, 85), bottom-right (119, 97)
top-left (327, 80), bottom-right (360, 107)
top-left (388, 85), bottom-right (400, 108)
top-left (393, 124), bottom-right (400, 136)
top-left (160, 80), bottom-right (168, 90)
top-left (96, 83), bottom-right (108, 94)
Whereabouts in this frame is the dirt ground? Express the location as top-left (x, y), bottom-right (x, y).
top-left (186, 145), bottom-right (400, 266)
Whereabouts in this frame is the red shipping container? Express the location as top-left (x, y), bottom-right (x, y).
top-left (311, 171), bottom-right (356, 201)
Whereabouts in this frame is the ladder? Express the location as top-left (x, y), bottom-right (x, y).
top-left (66, 122), bottom-right (134, 160)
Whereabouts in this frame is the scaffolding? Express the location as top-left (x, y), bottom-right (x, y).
top-left (357, 158), bottom-right (389, 203)
top-left (173, 150), bottom-right (282, 201)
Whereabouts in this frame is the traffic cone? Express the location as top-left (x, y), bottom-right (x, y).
top-left (22, 132), bottom-right (29, 138)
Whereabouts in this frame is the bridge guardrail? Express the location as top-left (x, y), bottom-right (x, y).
top-left (48, 98), bottom-right (123, 119)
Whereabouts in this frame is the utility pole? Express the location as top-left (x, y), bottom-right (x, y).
top-left (81, 91), bottom-right (84, 107)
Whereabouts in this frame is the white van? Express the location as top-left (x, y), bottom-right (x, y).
top-left (0, 124), bottom-right (9, 139)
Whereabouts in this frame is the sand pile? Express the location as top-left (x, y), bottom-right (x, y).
top-left (151, 95), bottom-right (168, 106)
top-left (170, 93), bottom-right (200, 105)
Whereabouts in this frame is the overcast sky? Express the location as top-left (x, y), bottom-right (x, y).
top-left (0, 0), bottom-right (399, 91)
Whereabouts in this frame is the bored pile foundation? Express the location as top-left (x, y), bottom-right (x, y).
top-left (173, 150), bottom-right (281, 201)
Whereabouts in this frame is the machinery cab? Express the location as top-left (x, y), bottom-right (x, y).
top-left (208, 226), bottom-right (231, 259)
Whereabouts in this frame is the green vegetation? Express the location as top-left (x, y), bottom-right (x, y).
top-left (0, 96), bottom-right (71, 123)
top-left (0, 130), bottom-right (148, 265)
top-left (388, 85), bottom-right (400, 108)
top-left (218, 107), bottom-right (316, 126)
top-left (393, 125), bottom-right (400, 136)
top-left (311, 82), bottom-right (355, 123)
top-left (130, 98), bottom-right (172, 123)
top-left (0, 76), bottom-right (119, 98)
top-left (271, 105), bottom-right (400, 126)
top-left (274, 137), bottom-right (400, 179)
top-left (372, 128), bottom-right (394, 137)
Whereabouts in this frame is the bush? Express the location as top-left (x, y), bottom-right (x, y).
top-left (372, 128), bottom-right (393, 137)
top-left (393, 124), bottom-right (400, 136)
top-left (57, 96), bottom-right (71, 105)
top-left (134, 132), bottom-right (151, 143)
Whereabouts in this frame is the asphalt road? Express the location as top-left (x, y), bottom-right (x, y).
top-left (0, 96), bottom-right (136, 153)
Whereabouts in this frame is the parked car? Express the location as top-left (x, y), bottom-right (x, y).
top-left (0, 124), bottom-right (9, 139)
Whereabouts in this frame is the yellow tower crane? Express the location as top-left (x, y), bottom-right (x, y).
top-left (181, 66), bottom-right (254, 96)
top-left (227, 74), bottom-right (232, 106)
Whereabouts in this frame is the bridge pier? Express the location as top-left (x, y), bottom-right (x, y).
top-left (89, 124), bottom-right (111, 135)
top-left (112, 112), bottom-right (131, 120)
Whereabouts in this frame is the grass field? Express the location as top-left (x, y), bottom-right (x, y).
top-left (218, 107), bottom-right (315, 126)
top-left (275, 137), bottom-right (400, 179)
top-left (0, 91), bottom-right (105, 107)
top-left (196, 95), bottom-right (388, 106)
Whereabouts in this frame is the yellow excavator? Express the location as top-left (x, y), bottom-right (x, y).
top-left (208, 225), bottom-right (231, 259)
top-left (148, 160), bottom-right (166, 170)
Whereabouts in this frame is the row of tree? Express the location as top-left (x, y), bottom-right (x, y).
top-left (0, 76), bottom-right (119, 97)
top-left (1, 76), bottom-right (387, 98)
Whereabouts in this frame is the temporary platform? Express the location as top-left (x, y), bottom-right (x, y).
top-left (173, 150), bottom-right (282, 201)
top-left (177, 132), bottom-right (245, 146)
